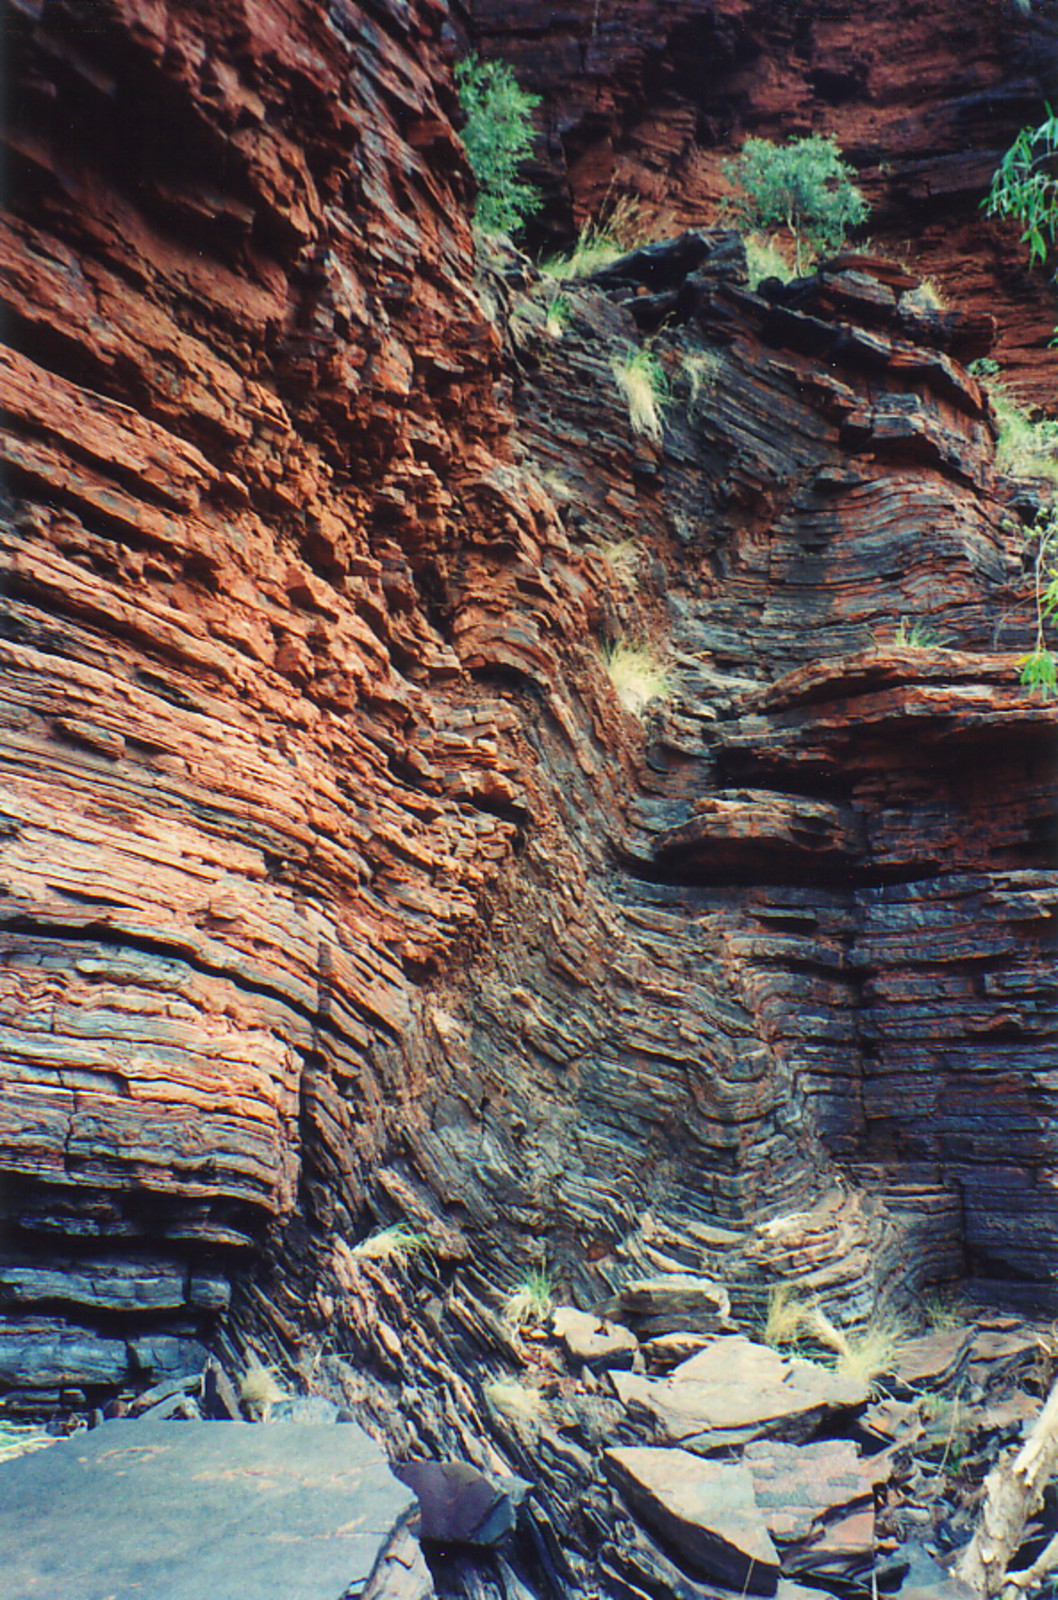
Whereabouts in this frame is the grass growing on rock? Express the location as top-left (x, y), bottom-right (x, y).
top-left (603, 640), bottom-right (671, 716)
top-left (540, 194), bottom-right (651, 279)
top-left (240, 1360), bottom-right (286, 1420)
top-left (764, 1283), bottom-right (905, 1390)
top-left (350, 1222), bottom-right (430, 1265)
top-left (744, 233), bottom-right (796, 288)
top-left (989, 384), bottom-right (1058, 484)
top-left (502, 1267), bottom-right (554, 1330)
top-left (613, 347), bottom-right (669, 444)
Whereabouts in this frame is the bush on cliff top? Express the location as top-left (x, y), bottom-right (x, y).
top-left (456, 55), bottom-right (542, 237)
top-left (723, 135), bottom-right (868, 273)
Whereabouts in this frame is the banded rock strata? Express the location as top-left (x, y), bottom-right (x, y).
top-left (0, 0), bottom-right (1055, 1413)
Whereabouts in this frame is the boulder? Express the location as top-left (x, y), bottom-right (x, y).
top-left (611, 1335), bottom-right (867, 1449)
top-left (604, 1446), bottom-right (780, 1594)
top-left (393, 1459), bottom-right (531, 1547)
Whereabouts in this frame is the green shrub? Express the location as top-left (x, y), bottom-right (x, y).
top-left (455, 55), bottom-right (542, 236)
top-left (723, 135), bottom-right (868, 273)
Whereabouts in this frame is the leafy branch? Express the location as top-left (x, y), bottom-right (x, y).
top-left (984, 107), bottom-right (1058, 270)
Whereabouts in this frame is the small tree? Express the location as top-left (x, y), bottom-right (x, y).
top-left (455, 55), bottom-right (542, 237)
top-left (722, 135), bottom-right (868, 274)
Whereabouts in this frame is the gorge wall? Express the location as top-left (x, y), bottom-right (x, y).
top-left (0, 0), bottom-right (1056, 1415)
top-left (468, 0), bottom-right (1058, 404)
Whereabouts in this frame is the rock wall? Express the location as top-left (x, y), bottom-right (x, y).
top-left (0, 0), bottom-right (1055, 1409)
top-left (466, 0), bottom-right (1058, 405)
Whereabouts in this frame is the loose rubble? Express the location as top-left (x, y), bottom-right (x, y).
top-left (3, 1296), bottom-right (1057, 1600)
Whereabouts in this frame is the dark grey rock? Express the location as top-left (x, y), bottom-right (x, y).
top-left (0, 1419), bottom-right (421, 1600)
top-left (188, 1272), bottom-right (232, 1311)
top-left (0, 1317), bottom-right (130, 1387)
top-left (393, 1459), bottom-right (532, 1547)
top-left (201, 1358), bottom-right (241, 1421)
top-left (0, 1256), bottom-right (188, 1313)
top-left (128, 1334), bottom-right (209, 1378)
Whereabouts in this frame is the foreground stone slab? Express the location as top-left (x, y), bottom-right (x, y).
top-left (612, 1335), bottom-right (867, 1449)
top-left (0, 1419), bottom-right (422, 1600)
top-left (605, 1445), bottom-right (780, 1594)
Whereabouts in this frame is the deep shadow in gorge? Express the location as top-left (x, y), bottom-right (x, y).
top-left (0, 0), bottom-right (1056, 1493)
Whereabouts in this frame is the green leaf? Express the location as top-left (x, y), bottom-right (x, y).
top-left (1018, 647), bottom-right (1058, 696)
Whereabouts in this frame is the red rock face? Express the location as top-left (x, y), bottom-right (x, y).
top-left (0, 0), bottom-right (1056, 1402)
top-left (468, 0), bottom-right (1058, 405)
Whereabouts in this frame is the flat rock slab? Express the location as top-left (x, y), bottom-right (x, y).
top-left (605, 1445), bottom-right (779, 1595)
top-left (887, 1328), bottom-right (972, 1395)
top-left (612, 1335), bottom-right (867, 1449)
top-left (552, 1305), bottom-right (639, 1370)
top-left (744, 1437), bottom-right (884, 1559)
top-left (0, 1419), bottom-right (420, 1600)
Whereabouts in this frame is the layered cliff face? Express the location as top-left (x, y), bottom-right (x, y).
top-left (468, 0), bottom-right (1058, 404)
top-left (0, 0), bottom-right (1056, 1416)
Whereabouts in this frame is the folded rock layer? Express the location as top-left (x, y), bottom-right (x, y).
top-left (0, 0), bottom-right (1055, 1403)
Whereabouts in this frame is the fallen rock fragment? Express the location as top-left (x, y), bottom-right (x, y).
top-left (744, 1436), bottom-right (887, 1546)
top-left (393, 1459), bottom-right (532, 1547)
top-left (604, 1445), bottom-right (780, 1594)
top-left (553, 1306), bottom-right (639, 1371)
top-left (887, 1328), bottom-right (974, 1397)
top-left (642, 1332), bottom-right (716, 1372)
top-left (611, 1335), bottom-right (867, 1449)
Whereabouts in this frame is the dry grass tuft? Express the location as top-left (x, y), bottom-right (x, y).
top-left (681, 350), bottom-right (723, 406)
top-left (502, 1268), bottom-right (554, 1330)
top-left (541, 194), bottom-right (652, 279)
top-left (613, 348), bottom-right (669, 444)
top-left (744, 233), bottom-right (796, 289)
top-left (904, 277), bottom-right (948, 311)
top-left (240, 1360), bottom-right (286, 1419)
top-left (598, 538), bottom-right (642, 584)
top-left (604, 641), bottom-right (670, 716)
top-left (350, 1223), bottom-right (430, 1265)
top-left (764, 1284), bottom-right (905, 1389)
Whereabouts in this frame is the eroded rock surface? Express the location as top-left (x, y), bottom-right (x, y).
top-left (0, 0), bottom-right (1055, 1476)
